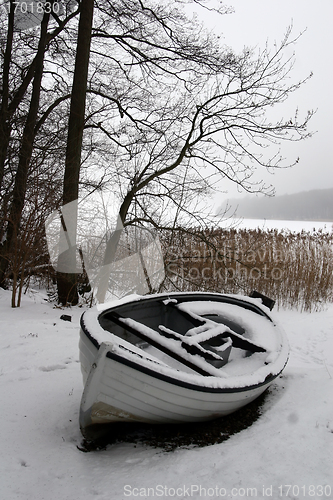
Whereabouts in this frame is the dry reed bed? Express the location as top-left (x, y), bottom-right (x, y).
top-left (161, 227), bottom-right (333, 311)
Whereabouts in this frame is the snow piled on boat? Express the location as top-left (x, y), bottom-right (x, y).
top-left (0, 288), bottom-right (332, 500)
top-left (81, 294), bottom-right (289, 389)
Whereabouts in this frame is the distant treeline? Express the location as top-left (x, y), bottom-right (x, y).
top-left (219, 188), bottom-right (333, 221)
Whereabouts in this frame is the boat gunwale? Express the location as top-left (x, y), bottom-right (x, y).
top-left (80, 292), bottom-right (288, 394)
top-left (102, 348), bottom-right (284, 394)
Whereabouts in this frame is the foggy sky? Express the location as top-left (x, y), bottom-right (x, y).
top-left (197, 0), bottom-right (333, 198)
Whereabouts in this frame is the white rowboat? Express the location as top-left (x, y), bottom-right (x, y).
top-left (79, 292), bottom-right (289, 439)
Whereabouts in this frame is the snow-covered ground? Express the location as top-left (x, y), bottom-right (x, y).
top-left (0, 288), bottom-right (332, 500)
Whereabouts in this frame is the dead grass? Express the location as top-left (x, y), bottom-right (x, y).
top-left (161, 227), bottom-right (333, 312)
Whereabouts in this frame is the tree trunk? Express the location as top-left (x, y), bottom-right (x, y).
top-left (0, 1), bottom-right (14, 192)
top-left (0, 10), bottom-right (50, 288)
top-left (56, 0), bottom-right (94, 305)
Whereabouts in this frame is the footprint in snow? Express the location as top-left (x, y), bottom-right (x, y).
top-left (39, 364), bottom-right (67, 372)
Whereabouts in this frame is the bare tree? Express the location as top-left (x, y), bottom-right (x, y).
top-left (57, 0), bottom-right (94, 305)
top-left (0, 0), bottom-right (313, 304)
top-left (0, 1), bottom-right (80, 289)
top-left (85, 26), bottom-right (313, 301)
top-left (52, 0), bottom-right (313, 303)
top-left (0, 7), bottom-right (52, 285)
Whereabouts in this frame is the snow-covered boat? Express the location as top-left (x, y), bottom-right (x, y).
top-left (79, 292), bottom-right (289, 439)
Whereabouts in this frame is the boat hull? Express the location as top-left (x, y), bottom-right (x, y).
top-left (79, 292), bottom-right (289, 437)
